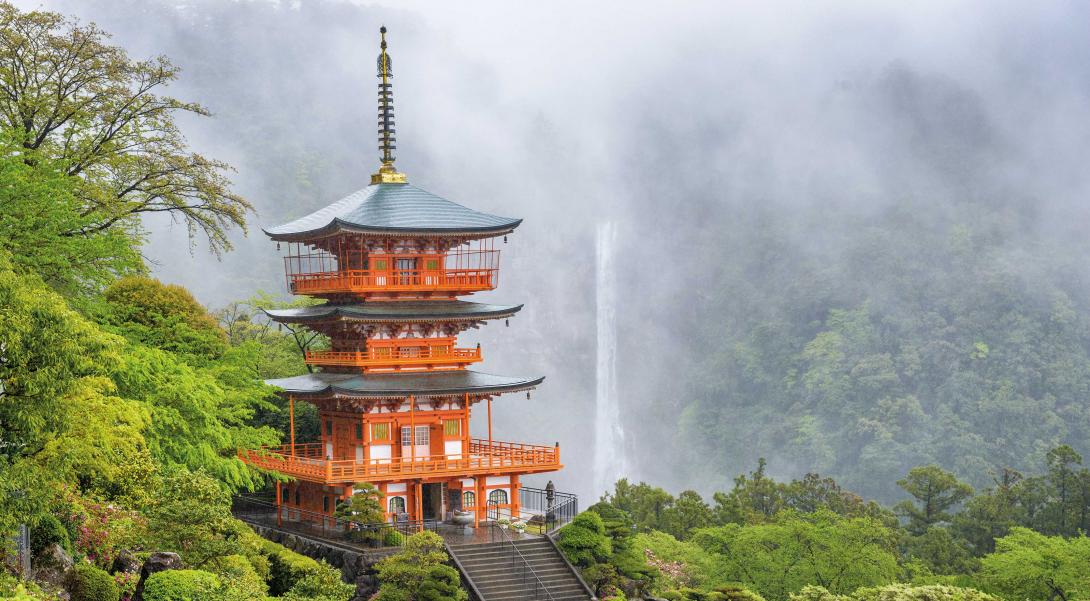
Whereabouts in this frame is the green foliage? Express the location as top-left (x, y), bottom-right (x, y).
top-left (335, 483), bottom-right (386, 543)
top-left (662, 491), bottom-right (713, 541)
top-left (0, 145), bottom-right (141, 297)
top-left (895, 466), bottom-right (973, 535)
top-left (0, 2), bottom-right (252, 256)
top-left (104, 276), bottom-right (228, 360)
top-left (373, 531), bottom-right (455, 601)
top-left (208, 554), bottom-right (268, 601)
top-left (605, 479), bottom-right (674, 532)
top-left (900, 527), bottom-right (976, 576)
top-left (557, 511), bottom-right (612, 567)
top-left (417, 565), bottom-right (467, 601)
top-left (279, 564), bottom-right (354, 601)
top-left (67, 563), bottom-right (119, 601)
top-left (142, 569), bottom-right (221, 601)
top-left (790, 584), bottom-right (1000, 601)
top-left (978, 527), bottom-right (1090, 601)
top-left (259, 538), bottom-right (323, 596)
top-left (692, 510), bottom-right (898, 601)
top-left (664, 584), bottom-right (767, 601)
top-left (146, 469), bottom-right (244, 567)
top-left (30, 513), bottom-right (70, 556)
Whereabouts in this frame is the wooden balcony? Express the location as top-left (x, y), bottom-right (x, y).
top-left (287, 268), bottom-right (496, 297)
top-left (238, 439), bottom-right (562, 485)
top-left (305, 338), bottom-right (482, 372)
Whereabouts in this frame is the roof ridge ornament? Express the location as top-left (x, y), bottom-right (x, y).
top-left (372, 25), bottom-right (408, 185)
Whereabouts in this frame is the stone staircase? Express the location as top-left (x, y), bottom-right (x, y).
top-left (448, 537), bottom-right (595, 601)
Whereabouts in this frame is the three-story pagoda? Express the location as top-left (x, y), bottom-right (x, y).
top-left (239, 27), bottom-right (561, 526)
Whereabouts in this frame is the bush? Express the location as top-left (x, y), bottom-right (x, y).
top-left (382, 529), bottom-right (404, 547)
top-left (259, 539), bottom-right (323, 595)
top-left (557, 512), bottom-right (612, 567)
top-left (31, 514), bottom-right (71, 557)
top-left (142, 569), bottom-right (220, 601)
top-left (210, 554), bottom-right (268, 601)
top-left (281, 565), bottom-right (355, 601)
top-left (418, 565), bottom-right (467, 601)
top-left (68, 563), bottom-right (119, 601)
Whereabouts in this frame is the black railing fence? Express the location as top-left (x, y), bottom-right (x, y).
top-left (519, 486), bottom-right (578, 533)
top-left (232, 495), bottom-right (438, 548)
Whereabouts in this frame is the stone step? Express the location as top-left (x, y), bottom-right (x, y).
top-left (447, 538), bottom-right (593, 601)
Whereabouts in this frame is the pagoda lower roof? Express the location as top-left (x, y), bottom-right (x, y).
top-left (265, 370), bottom-right (544, 399)
top-left (263, 301), bottom-right (522, 324)
top-left (263, 182), bottom-right (521, 241)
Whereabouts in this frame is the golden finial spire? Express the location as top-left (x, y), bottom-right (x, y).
top-left (372, 25), bottom-right (407, 184)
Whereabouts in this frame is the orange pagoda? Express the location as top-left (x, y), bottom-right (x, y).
top-left (239, 27), bottom-right (561, 526)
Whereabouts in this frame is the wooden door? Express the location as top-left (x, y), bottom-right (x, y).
top-left (333, 420), bottom-right (354, 461)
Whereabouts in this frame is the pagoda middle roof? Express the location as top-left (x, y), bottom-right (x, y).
top-left (264, 182), bottom-right (521, 241)
top-left (266, 370), bottom-right (544, 399)
top-left (263, 301), bottom-right (523, 324)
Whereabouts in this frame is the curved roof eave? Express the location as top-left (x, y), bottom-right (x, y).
top-left (262, 218), bottom-right (523, 242)
top-left (261, 301), bottom-right (524, 324)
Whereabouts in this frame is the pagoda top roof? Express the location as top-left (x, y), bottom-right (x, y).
top-left (265, 370), bottom-right (543, 399)
top-left (264, 183), bottom-right (521, 241)
top-left (263, 301), bottom-right (522, 324)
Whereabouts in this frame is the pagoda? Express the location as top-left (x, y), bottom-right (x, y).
top-left (239, 27), bottom-right (561, 527)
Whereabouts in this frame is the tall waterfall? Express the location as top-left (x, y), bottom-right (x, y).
top-left (593, 221), bottom-right (625, 496)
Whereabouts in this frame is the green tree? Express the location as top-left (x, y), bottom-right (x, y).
top-left (692, 510), bottom-right (898, 601)
top-left (895, 466), bottom-right (973, 535)
top-left (0, 2), bottom-right (251, 255)
top-left (604, 479), bottom-right (675, 532)
top-left (901, 526), bottom-right (977, 575)
top-left (557, 512), bottom-right (613, 567)
top-left (1042, 445), bottom-right (1083, 536)
top-left (662, 490), bottom-right (714, 541)
top-left (145, 469), bottom-right (245, 567)
top-left (979, 527), bottom-right (1090, 601)
top-left (951, 468), bottom-right (1026, 555)
top-left (103, 276), bottom-right (228, 361)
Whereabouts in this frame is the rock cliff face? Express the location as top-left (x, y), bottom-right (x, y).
top-left (248, 524), bottom-right (398, 601)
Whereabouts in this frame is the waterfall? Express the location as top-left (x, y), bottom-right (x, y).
top-left (593, 221), bottom-right (625, 497)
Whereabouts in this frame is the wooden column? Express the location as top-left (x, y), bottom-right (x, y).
top-left (487, 397), bottom-right (493, 468)
top-left (511, 474), bottom-right (521, 520)
top-left (415, 481), bottom-right (424, 531)
top-left (276, 480), bottom-right (283, 527)
top-left (409, 395), bottom-right (416, 462)
top-left (289, 396), bottom-right (296, 457)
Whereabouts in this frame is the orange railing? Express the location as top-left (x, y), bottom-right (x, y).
top-left (305, 344), bottom-right (482, 371)
top-left (287, 268), bottom-right (497, 296)
top-left (239, 439), bottom-right (561, 484)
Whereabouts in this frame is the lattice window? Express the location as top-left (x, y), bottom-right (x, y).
top-left (488, 489), bottom-right (508, 505)
top-left (444, 419), bottom-right (460, 436)
top-left (463, 491), bottom-right (476, 508)
top-left (389, 496), bottom-right (406, 514)
top-left (372, 423), bottom-right (390, 441)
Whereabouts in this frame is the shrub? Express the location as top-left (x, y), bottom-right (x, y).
top-left (68, 563), bottom-right (120, 601)
top-left (260, 540), bottom-right (323, 595)
top-left (418, 565), bottom-right (467, 601)
top-left (280, 565), bottom-right (355, 601)
top-left (142, 569), bottom-right (221, 601)
top-left (557, 512), bottom-right (612, 567)
top-left (210, 554), bottom-right (268, 601)
top-left (31, 514), bottom-right (71, 557)
top-left (382, 529), bottom-right (404, 547)
top-left (373, 532), bottom-right (453, 601)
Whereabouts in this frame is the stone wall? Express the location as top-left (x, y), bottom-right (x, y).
top-left (248, 524), bottom-right (399, 601)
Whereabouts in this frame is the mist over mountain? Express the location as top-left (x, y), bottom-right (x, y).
top-left (26, 0), bottom-right (1090, 503)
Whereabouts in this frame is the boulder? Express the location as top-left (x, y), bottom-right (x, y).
top-left (132, 552), bottom-right (182, 601)
top-left (111, 549), bottom-right (141, 575)
top-left (31, 543), bottom-right (72, 589)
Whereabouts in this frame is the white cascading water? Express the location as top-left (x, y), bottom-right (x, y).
top-left (593, 221), bottom-right (625, 497)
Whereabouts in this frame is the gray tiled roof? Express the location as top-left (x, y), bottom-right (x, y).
top-left (263, 301), bottom-right (522, 324)
top-left (264, 183), bottom-right (521, 240)
top-left (265, 370), bottom-right (544, 398)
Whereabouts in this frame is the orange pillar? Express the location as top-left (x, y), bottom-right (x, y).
top-left (415, 481), bottom-right (424, 530)
top-left (487, 397), bottom-right (493, 468)
top-left (276, 480), bottom-right (283, 527)
top-left (409, 395), bottom-right (416, 463)
top-left (289, 396), bottom-right (296, 457)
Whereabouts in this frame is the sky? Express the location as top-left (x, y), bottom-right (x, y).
top-left (16, 0), bottom-right (1090, 500)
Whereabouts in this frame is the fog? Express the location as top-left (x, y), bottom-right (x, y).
top-left (22, 0), bottom-right (1090, 502)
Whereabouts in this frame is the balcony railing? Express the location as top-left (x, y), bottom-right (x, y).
top-left (238, 438), bottom-right (561, 485)
top-left (287, 268), bottom-right (497, 296)
top-left (305, 339), bottom-right (482, 372)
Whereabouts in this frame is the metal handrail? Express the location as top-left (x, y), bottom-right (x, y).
top-left (232, 494), bottom-right (438, 548)
top-left (487, 501), bottom-right (557, 601)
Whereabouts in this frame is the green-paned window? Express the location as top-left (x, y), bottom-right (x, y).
top-left (374, 259), bottom-right (387, 270)
top-left (425, 259), bottom-right (439, 270)
top-left (294, 490), bottom-right (300, 505)
top-left (463, 491), bottom-right (476, 508)
top-left (372, 423), bottom-right (390, 441)
top-left (488, 489), bottom-right (508, 505)
top-left (389, 496), bottom-right (406, 514)
top-left (326, 420), bottom-right (333, 436)
top-left (444, 419), bottom-right (460, 437)
top-left (323, 496), bottom-right (329, 512)
top-left (355, 423), bottom-right (363, 439)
